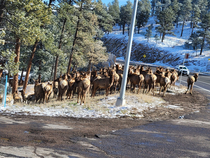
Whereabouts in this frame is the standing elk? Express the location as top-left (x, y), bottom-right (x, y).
top-left (77, 71), bottom-right (91, 105)
top-left (43, 81), bottom-right (53, 103)
top-left (91, 69), bottom-right (115, 97)
top-left (185, 73), bottom-right (199, 95)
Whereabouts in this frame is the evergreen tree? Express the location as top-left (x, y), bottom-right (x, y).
top-left (136, 0), bottom-right (151, 34)
top-left (145, 24), bottom-right (153, 42)
top-left (171, 0), bottom-right (181, 28)
top-left (191, 4), bottom-right (201, 34)
top-left (154, 34), bottom-right (160, 43)
top-left (151, 0), bottom-right (156, 16)
top-left (120, 0), bottom-right (132, 35)
top-left (4, 0), bottom-right (52, 94)
top-left (67, 0), bottom-right (103, 73)
top-left (155, 6), bottom-right (176, 42)
top-left (189, 32), bottom-right (201, 55)
top-left (196, 0), bottom-right (208, 16)
top-left (180, 0), bottom-right (192, 37)
top-left (94, 0), bottom-right (114, 34)
top-left (108, 0), bottom-right (120, 25)
top-left (197, 12), bottom-right (210, 55)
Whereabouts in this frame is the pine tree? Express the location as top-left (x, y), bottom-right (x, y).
top-left (120, 0), bottom-right (132, 35)
top-left (67, 0), bottom-right (101, 73)
top-left (197, 12), bottom-right (210, 55)
top-left (155, 6), bottom-right (176, 42)
top-left (145, 24), bottom-right (153, 42)
top-left (180, 0), bottom-right (192, 37)
top-left (171, 0), bottom-right (181, 28)
top-left (136, 0), bottom-right (151, 34)
top-left (151, 0), bottom-right (156, 16)
top-left (108, 0), bottom-right (120, 25)
top-left (186, 32), bottom-right (201, 55)
top-left (191, 4), bottom-right (201, 34)
top-left (5, 0), bottom-right (52, 94)
top-left (154, 34), bottom-right (160, 43)
top-left (94, 0), bottom-right (114, 34)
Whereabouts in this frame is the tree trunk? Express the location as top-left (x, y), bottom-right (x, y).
top-left (200, 33), bottom-right (206, 55)
top-left (38, 61), bottom-right (41, 83)
top-left (12, 38), bottom-right (21, 94)
top-left (138, 27), bottom-right (140, 34)
top-left (0, 63), bottom-right (4, 78)
top-left (161, 32), bottom-right (165, 42)
top-left (0, 0), bottom-right (6, 24)
top-left (23, 40), bottom-right (38, 92)
top-left (53, 18), bottom-right (66, 88)
top-left (88, 60), bottom-right (92, 71)
top-left (123, 23), bottom-right (125, 35)
top-left (180, 20), bottom-right (185, 37)
top-left (191, 22), bottom-right (194, 35)
top-left (53, 55), bottom-right (59, 83)
top-left (67, 3), bottom-right (82, 74)
top-left (19, 68), bottom-right (24, 85)
top-left (128, 26), bottom-right (129, 36)
top-left (0, 68), bottom-right (3, 78)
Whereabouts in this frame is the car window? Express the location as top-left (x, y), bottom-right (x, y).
top-left (180, 67), bottom-right (186, 69)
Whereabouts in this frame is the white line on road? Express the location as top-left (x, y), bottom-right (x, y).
top-left (181, 80), bottom-right (210, 93)
top-left (197, 80), bottom-right (210, 86)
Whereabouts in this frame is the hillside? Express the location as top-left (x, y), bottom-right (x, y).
top-left (102, 17), bottom-right (210, 73)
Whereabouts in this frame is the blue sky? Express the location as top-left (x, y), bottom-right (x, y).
top-left (102, 0), bottom-right (128, 6)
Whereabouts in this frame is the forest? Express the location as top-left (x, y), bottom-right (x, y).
top-left (0, 0), bottom-right (210, 95)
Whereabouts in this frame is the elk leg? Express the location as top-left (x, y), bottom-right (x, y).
top-left (159, 86), bottom-right (162, 95)
top-left (185, 84), bottom-right (190, 94)
top-left (190, 83), bottom-right (194, 95)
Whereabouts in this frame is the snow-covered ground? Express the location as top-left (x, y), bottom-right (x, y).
top-left (0, 84), bottom-right (187, 118)
top-left (107, 17), bottom-right (210, 73)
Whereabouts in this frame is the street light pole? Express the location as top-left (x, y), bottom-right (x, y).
top-left (116, 0), bottom-right (138, 106)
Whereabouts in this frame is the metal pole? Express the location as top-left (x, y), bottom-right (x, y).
top-left (179, 58), bottom-right (185, 86)
top-left (116, 0), bottom-right (138, 106)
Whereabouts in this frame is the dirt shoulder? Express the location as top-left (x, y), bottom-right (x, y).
top-left (0, 90), bottom-right (208, 148)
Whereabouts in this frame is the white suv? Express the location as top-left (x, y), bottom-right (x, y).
top-left (176, 65), bottom-right (190, 76)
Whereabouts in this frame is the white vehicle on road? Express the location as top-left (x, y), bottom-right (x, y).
top-left (176, 65), bottom-right (190, 76)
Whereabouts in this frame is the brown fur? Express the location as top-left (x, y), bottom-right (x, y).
top-left (91, 69), bottom-right (115, 97)
top-left (77, 72), bottom-right (91, 105)
top-left (44, 81), bottom-right (53, 103)
top-left (66, 78), bottom-right (75, 99)
top-left (34, 80), bottom-right (45, 104)
top-left (57, 74), bottom-right (68, 101)
top-left (13, 91), bottom-right (21, 103)
top-left (143, 70), bottom-right (157, 95)
top-left (159, 75), bottom-right (171, 97)
top-left (128, 74), bottom-right (144, 94)
top-left (185, 73), bottom-right (199, 95)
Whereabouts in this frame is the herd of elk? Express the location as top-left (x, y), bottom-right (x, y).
top-left (16, 64), bottom-right (198, 104)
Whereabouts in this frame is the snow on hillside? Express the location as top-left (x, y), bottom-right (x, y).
top-left (106, 17), bottom-right (210, 73)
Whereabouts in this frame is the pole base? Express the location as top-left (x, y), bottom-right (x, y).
top-left (116, 97), bottom-right (126, 106)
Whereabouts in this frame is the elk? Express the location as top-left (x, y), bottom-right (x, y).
top-left (185, 73), bottom-right (199, 95)
top-left (159, 72), bottom-right (171, 97)
top-left (91, 69), bottom-right (115, 97)
top-left (143, 69), bottom-right (157, 95)
top-left (66, 78), bottom-right (75, 99)
top-left (57, 74), bottom-right (68, 101)
top-left (128, 73), bottom-right (144, 94)
top-left (34, 79), bottom-right (45, 104)
top-left (43, 81), bottom-right (53, 103)
top-left (110, 71), bottom-right (120, 94)
top-left (77, 71), bottom-right (91, 105)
